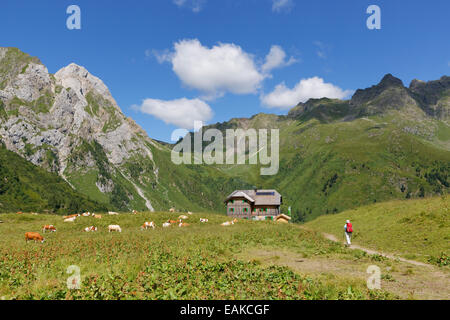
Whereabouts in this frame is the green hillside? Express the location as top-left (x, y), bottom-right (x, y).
top-left (196, 76), bottom-right (450, 221)
top-left (305, 196), bottom-right (450, 266)
top-left (0, 143), bottom-right (109, 214)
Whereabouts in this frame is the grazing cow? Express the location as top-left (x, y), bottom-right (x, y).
top-left (162, 222), bottom-right (171, 228)
top-left (200, 218), bottom-right (208, 223)
top-left (93, 214), bottom-right (102, 219)
top-left (187, 211), bottom-right (193, 215)
top-left (108, 211), bottom-right (119, 216)
top-left (178, 222), bottom-right (190, 228)
top-left (31, 212), bottom-right (39, 216)
top-left (82, 212), bottom-right (91, 217)
top-left (63, 214), bottom-right (80, 219)
top-left (178, 215), bottom-right (188, 220)
top-left (141, 221), bottom-right (156, 230)
top-left (167, 219), bottom-right (180, 224)
top-left (42, 225), bottom-right (56, 233)
top-left (64, 217), bottom-right (76, 222)
top-left (221, 219), bottom-right (238, 227)
top-left (132, 210), bottom-right (138, 215)
top-left (25, 232), bottom-right (45, 243)
top-left (84, 226), bottom-right (98, 232)
top-left (108, 225), bottom-right (122, 233)
top-left (169, 208), bottom-right (176, 213)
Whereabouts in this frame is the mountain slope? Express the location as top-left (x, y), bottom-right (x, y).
top-left (0, 143), bottom-right (108, 213)
top-left (0, 47), bottom-right (249, 213)
top-left (198, 74), bottom-right (450, 221)
top-left (305, 196), bottom-right (449, 266)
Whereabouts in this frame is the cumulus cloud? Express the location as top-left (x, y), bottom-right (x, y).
top-left (150, 39), bottom-right (298, 99)
top-left (262, 45), bottom-right (297, 73)
top-left (272, 0), bottom-right (294, 13)
top-left (173, 0), bottom-right (206, 13)
top-left (261, 77), bottom-right (353, 109)
top-left (133, 97), bottom-right (213, 129)
top-left (166, 39), bottom-right (265, 98)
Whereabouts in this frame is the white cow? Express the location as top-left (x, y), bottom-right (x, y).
top-left (141, 221), bottom-right (156, 230)
top-left (84, 226), bottom-right (98, 232)
top-left (187, 211), bottom-right (193, 215)
top-left (108, 225), bottom-right (122, 232)
top-left (64, 217), bottom-right (76, 222)
top-left (178, 215), bottom-right (188, 220)
top-left (108, 211), bottom-right (119, 216)
top-left (221, 219), bottom-right (237, 227)
top-left (82, 212), bottom-right (91, 217)
top-left (200, 218), bottom-right (208, 223)
top-left (162, 222), bottom-right (171, 228)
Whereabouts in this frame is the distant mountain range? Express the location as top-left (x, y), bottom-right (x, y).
top-left (0, 47), bottom-right (448, 219)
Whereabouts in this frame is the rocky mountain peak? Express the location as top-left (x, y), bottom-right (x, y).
top-left (55, 63), bottom-right (117, 107)
top-left (378, 73), bottom-right (404, 89)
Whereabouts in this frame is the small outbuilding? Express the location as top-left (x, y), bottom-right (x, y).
top-left (275, 214), bottom-right (291, 224)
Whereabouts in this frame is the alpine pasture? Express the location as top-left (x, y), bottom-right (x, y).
top-left (0, 210), bottom-right (395, 300)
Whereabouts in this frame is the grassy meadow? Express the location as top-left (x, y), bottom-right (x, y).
top-left (0, 210), bottom-right (399, 300)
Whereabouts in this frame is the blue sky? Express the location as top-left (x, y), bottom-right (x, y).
top-left (1, 0), bottom-right (449, 142)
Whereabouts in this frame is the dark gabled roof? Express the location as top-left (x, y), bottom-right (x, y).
top-left (225, 189), bottom-right (281, 206)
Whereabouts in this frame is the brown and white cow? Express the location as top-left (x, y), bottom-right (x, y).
top-left (221, 219), bottom-right (238, 227)
top-left (178, 222), bottom-right (190, 228)
top-left (93, 214), bottom-right (102, 219)
top-left (141, 221), bottom-right (156, 230)
top-left (108, 225), bottom-right (122, 233)
top-left (199, 218), bottom-right (208, 223)
top-left (63, 214), bottom-right (80, 219)
top-left (42, 225), bottom-right (56, 233)
top-left (25, 232), bottom-right (45, 243)
top-left (84, 226), bottom-right (98, 232)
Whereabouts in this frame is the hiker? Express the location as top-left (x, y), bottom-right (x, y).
top-left (344, 220), bottom-right (353, 246)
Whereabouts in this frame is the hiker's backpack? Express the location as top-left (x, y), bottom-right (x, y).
top-left (346, 223), bottom-right (353, 233)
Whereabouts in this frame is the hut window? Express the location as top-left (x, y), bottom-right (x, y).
top-left (244, 208), bottom-right (248, 213)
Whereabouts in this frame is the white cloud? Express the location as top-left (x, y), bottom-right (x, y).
top-left (272, 0), bottom-right (294, 13)
top-left (168, 39), bottom-right (265, 97)
top-left (261, 77), bottom-right (353, 109)
top-left (147, 49), bottom-right (172, 64)
top-left (314, 41), bottom-right (328, 59)
top-left (262, 45), bottom-right (297, 73)
top-left (151, 39), bottom-right (298, 99)
top-left (173, 0), bottom-right (206, 13)
top-left (134, 97), bottom-right (213, 129)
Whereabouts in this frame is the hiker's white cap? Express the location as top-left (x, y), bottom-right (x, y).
top-left (346, 220), bottom-right (350, 223)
